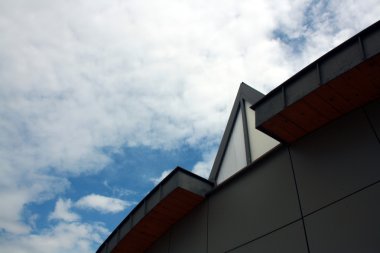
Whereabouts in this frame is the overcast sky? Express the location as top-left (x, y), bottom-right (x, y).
top-left (0, 0), bottom-right (379, 252)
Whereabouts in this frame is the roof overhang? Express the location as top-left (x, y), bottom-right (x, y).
top-left (97, 168), bottom-right (213, 253)
top-left (252, 20), bottom-right (380, 143)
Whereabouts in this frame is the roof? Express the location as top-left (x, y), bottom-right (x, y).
top-left (208, 82), bottom-right (264, 182)
top-left (96, 167), bottom-right (213, 253)
top-left (251, 20), bottom-right (380, 143)
top-left (97, 20), bottom-right (380, 253)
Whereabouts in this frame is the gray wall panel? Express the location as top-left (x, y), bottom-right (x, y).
top-left (230, 221), bottom-right (308, 253)
top-left (146, 232), bottom-right (170, 253)
top-left (170, 203), bottom-right (207, 253)
top-left (320, 40), bottom-right (362, 83)
top-left (291, 109), bottom-right (380, 215)
top-left (285, 66), bottom-right (319, 106)
top-left (364, 98), bottom-right (380, 141)
top-left (255, 89), bottom-right (284, 126)
top-left (208, 148), bottom-right (301, 253)
top-left (305, 182), bottom-right (380, 253)
top-left (363, 26), bottom-right (380, 58)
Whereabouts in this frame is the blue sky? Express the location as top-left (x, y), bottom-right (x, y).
top-left (0, 0), bottom-right (378, 252)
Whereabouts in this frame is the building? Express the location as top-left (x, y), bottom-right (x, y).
top-left (97, 20), bottom-right (380, 253)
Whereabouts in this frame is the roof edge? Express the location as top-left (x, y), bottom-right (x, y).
top-left (97, 166), bottom-right (213, 253)
top-left (251, 19), bottom-right (380, 110)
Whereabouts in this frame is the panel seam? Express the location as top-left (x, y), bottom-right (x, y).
top-left (287, 146), bottom-right (311, 253)
top-left (241, 99), bottom-right (252, 165)
top-left (223, 218), bottom-right (302, 252)
top-left (304, 178), bottom-right (380, 218)
top-left (206, 199), bottom-right (209, 253)
top-left (362, 107), bottom-right (380, 144)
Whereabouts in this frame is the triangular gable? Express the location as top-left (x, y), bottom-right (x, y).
top-left (209, 83), bottom-right (279, 184)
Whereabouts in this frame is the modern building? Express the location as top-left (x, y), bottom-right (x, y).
top-left (97, 20), bottom-right (380, 253)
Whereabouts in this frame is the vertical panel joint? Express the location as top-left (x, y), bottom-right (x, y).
top-left (282, 86), bottom-right (287, 108)
top-left (358, 36), bottom-right (367, 60)
top-left (316, 62), bottom-right (322, 85)
top-left (241, 99), bottom-right (252, 165)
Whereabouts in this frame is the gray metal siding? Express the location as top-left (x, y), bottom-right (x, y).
top-left (146, 232), bottom-right (170, 253)
top-left (229, 221), bottom-right (308, 253)
top-left (170, 203), bottom-right (208, 253)
top-left (364, 99), bottom-right (380, 142)
top-left (305, 181), bottom-right (380, 253)
top-left (208, 147), bottom-right (301, 253)
top-left (144, 98), bottom-right (380, 253)
top-left (319, 39), bottom-right (363, 83)
top-left (285, 66), bottom-right (319, 106)
top-left (290, 107), bottom-right (380, 215)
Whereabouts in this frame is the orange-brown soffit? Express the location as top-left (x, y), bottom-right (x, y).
top-left (252, 21), bottom-right (380, 143)
top-left (96, 168), bottom-right (213, 253)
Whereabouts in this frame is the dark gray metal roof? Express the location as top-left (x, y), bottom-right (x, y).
top-left (96, 167), bottom-right (213, 253)
top-left (251, 20), bottom-right (380, 143)
top-left (97, 20), bottom-right (380, 253)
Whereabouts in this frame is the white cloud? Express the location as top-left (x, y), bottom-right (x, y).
top-left (150, 170), bottom-right (172, 185)
top-left (0, 165), bottom-right (69, 234)
top-left (0, 221), bottom-right (109, 253)
top-left (103, 180), bottom-right (136, 198)
top-left (192, 150), bottom-right (217, 179)
top-left (49, 199), bottom-right (80, 222)
top-left (75, 194), bottom-right (131, 214)
top-left (0, 0), bottom-right (379, 251)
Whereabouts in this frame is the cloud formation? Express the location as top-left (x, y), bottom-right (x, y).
top-left (75, 194), bottom-right (131, 214)
top-left (150, 170), bottom-right (172, 185)
top-left (49, 199), bottom-right (80, 222)
top-left (0, 0), bottom-right (379, 252)
top-left (0, 221), bottom-right (109, 253)
top-left (192, 149), bottom-right (217, 179)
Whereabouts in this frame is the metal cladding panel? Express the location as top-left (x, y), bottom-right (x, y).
top-left (245, 101), bottom-right (279, 161)
top-left (170, 203), bottom-right (207, 253)
top-left (119, 219), bottom-right (132, 240)
top-left (216, 109), bottom-right (247, 184)
top-left (364, 98), bottom-right (380, 140)
top-left (230, 221), bottom-right (308, 253)
top-left (145, 232), bottom-right (170, 253)
top-left (363, 26), bottom-right (380, 58)
top-left (162, 172), bottom-right (179, 197)
top-left (208, 147), bottom-right (301, 253)
top-left (178, 172), bottom-right (213, 196)
top-left (209, 82), bottom-right (264, 183)
top-left (146, 188), bottom-right (160, 213)
top-left (255, 89), bottom-right (283, 127)
top-left (108, 231), bottom-right (120, 253)
top-left (320, 40), bottom-right (363, 83)
top-left (305, 182), bottom-right (380, 253)
top-left (285, 66), bottom-right (319, 106)
top-left (99, 246), bottom-right (107, 253)
top-left (290, 108), bottom-right (380, 215)
top-left (132, 203), bottom-right (145, 226)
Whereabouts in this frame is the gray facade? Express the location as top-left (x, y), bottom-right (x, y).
top-left (146, 101), bottom-right (380, 253)
top-left (97, 21), bottom-right (380, 253)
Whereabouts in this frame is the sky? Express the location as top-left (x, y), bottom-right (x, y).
top-left (0, 0), bottom-right (378, 252)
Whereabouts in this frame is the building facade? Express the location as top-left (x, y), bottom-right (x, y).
top-left (97, 21), bottom-right (380, 253)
